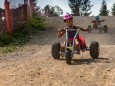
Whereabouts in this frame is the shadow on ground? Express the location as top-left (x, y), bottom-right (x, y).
top-left (58, 57), bottom-right (110, 65)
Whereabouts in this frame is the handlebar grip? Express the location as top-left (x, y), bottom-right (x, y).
top-left (60, 29), bottom-right (65, 32)
top-left (61, 29), bottom-right (65, 31)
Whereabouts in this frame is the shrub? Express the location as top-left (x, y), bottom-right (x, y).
top-left (0, 14), bottom-right (46, 53)
top-left (0, 34), bottom-right (12, 46)
top-left (28, 13), bottom-right (46, 31)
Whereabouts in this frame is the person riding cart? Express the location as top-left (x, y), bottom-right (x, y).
top-left (51, 13), bottom-right (100, 64)
top-left (92, 16), bottom-right (105, 29)
top-left (88, 16), bottom-right (108, 33)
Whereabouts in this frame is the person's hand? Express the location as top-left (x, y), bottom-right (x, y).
top-left (57, 28), bottom-right (65, 38)
top-left (58, 28), bottom-right (65, 32)
top-left (58, 28), bottom-right (62, 32)
top-left (84, 28), bottom-right (90, 33)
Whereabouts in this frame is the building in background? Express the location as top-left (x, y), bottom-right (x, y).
top-left (0, 0), bottom-right (35, 34)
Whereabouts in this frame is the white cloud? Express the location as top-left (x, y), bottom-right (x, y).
top-left (54, 0), bottom-right (71, 15)
top-left (0, 0), bottom-right (5, 9)
top-left (91, 2), bottom-right (101, 16)
top-left (107, 0), bottom-right (115, 13)
top-left (37, 0), bottom-right (71, 16)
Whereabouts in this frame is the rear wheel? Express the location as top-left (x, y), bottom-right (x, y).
top-left (103, 25), bottom-right (108, 33)
top-left (51, 42), bottom-right (60, 59)
top-left (65, 49), bottom-right (72, 64)
top-left (90, 41), bottom-right (99, 59)
top-left (99, 27), bottom-right (102, 34)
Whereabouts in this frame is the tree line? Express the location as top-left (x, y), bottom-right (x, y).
top-left (34, 0), bottom-right (115, 16)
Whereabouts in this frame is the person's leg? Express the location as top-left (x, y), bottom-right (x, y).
top-left (60, 41), bottom-right (66, 57)
top-left (77, 35), bottom-right (86, 49)
top-left (74, 39), bottom-right (80, 54)
top-left (74, 39), bottom-right (80, 49)
top-left (60, 41), bottom-right (65, 52)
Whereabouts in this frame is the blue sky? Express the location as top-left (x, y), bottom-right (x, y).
top-left (0, 0), bottom-right (24, 9)
top-left (37, 0), bottom-right (115, 16)
top-left (0, 0), bottom-right (115, 15)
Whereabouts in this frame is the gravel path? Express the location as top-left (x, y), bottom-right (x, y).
top-left (0, 27), bottom-right (115, 86)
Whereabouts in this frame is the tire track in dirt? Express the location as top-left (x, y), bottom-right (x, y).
top-left (0, 21), bottom-right (115, 86)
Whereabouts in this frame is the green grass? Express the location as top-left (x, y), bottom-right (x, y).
top-left (0, 45), bottom-right (17, 53)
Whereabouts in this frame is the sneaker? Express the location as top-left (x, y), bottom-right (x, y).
top-left (60, 54), bottom-right (64, 57)
top-left (60, 47), bottom-right (65, 52)
top-left (81, 49), bottom-right (85, 52)
top-left (81, 45), bottom-right (87, 49)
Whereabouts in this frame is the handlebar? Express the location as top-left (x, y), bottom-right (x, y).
top-left (65, 28), bottom-right (81, 33)
top-left (63, 27), bottom-right (81, 31)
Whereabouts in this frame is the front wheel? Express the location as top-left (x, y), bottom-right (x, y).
top-left (65, 49), bottom-right (72, 64)
top-left (90, 41), bottom-right (99, 59)
top-left (99, 27), bottom-right (102, 34)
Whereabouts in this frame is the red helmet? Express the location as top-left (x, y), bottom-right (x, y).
top-left (63, 13), bottom-right (73, 22)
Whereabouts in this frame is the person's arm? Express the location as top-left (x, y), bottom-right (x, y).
top-left (80, 27), bottom-right (89, 31)
top-left (91, 20), bottom-right (96, 23)
top-left (57, 28), bottom-right (65, 38)
top-left (75, 25), bottom-right (89, 32)
top-left (100, 20), bottom-right (105, 22)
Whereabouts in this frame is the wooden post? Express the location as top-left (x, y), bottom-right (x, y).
top-left (4, 0), bottom-right (12, 34)
top-left (23, 4), bottom-right (28, 21)
top-left (28, 0), bottom-right (34, 16)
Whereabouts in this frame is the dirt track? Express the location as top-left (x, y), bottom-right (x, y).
top-left (0, 18), bottom-right (115, 86)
